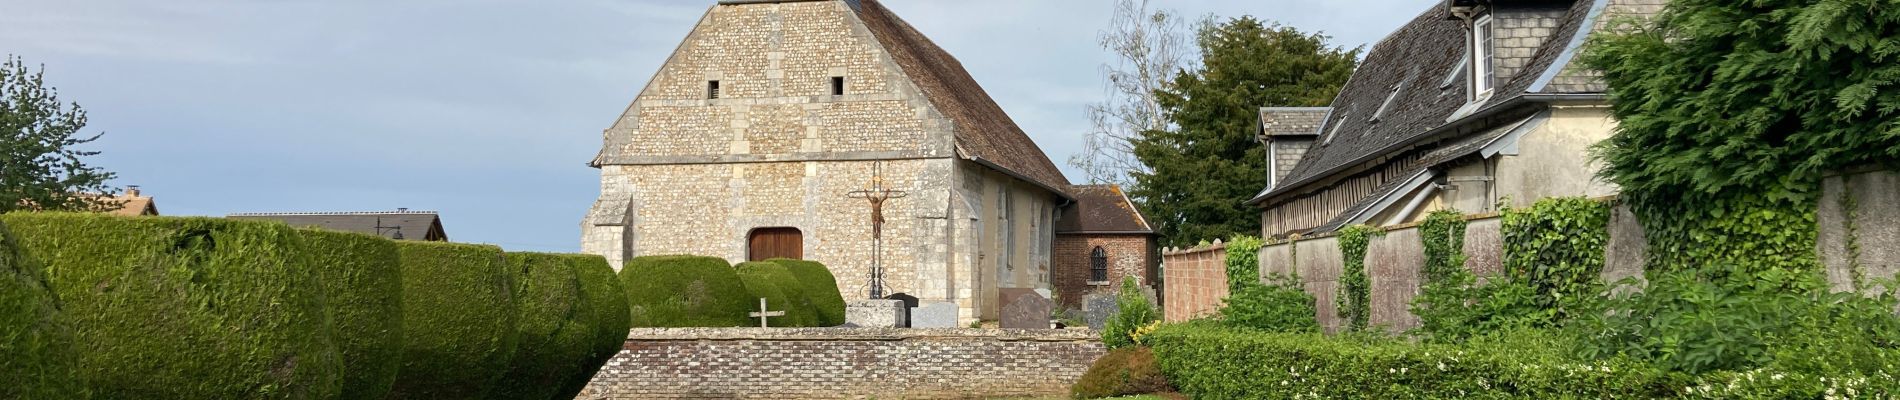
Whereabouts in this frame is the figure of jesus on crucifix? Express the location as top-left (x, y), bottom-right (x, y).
top-left (847, 161), bottom-right (907, 299)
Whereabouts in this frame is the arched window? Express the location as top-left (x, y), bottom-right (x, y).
top-left (748, 227), bottom-right (803, 261)
top-left (1090, 246), bottom-right (1109, 282)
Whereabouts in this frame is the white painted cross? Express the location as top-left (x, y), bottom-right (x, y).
top-left (749, 297), bottom-right (785, 328)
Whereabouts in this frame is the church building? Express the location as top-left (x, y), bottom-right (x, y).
top-left (581, 0), bottom-right (1077, 323)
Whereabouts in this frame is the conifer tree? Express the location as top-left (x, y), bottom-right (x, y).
top-left (0, 55), bottom-right (117, 213)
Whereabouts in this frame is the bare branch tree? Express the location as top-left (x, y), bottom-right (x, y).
top-left (1069, 0), bottom-right (1194, 188)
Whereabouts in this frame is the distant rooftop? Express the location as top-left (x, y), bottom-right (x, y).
top-left (229, 209), bottom-right (447, 241)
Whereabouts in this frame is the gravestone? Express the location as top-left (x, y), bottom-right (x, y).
top-left (845, 299), bottom-right (906, 328)
top-left (1081, 292), bottom-right (1119, 330)
top-left (885, 293), bottom-right (918, 327)
top-left (999, 293), bottom-right (1053, 329)
top-left (910, 302), bottom-right (959, 328)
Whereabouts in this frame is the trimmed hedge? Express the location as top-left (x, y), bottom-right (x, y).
top-left (1147, 323), bottom-right (1681, 399)
top-left (293, 228), bottom-right (403, 400)
top-left (768, 258), bottom-right (847, 327)
top-left (386, 241), bottom-right (517, 399)
top-left (1072, 346), bottom-right (1172, 399)
top-left (619, 255), bottom-right (754, 327)
top-left (1, 213), bottom-right (343, 398)
top-left (736, 261), bottom-right (819, 327)
top-left (552, 254), bottom-right (633, 400)
top-left (0, 220), bottom-right (84, 399)
top-left (493, 252), bottom-right (594, 400)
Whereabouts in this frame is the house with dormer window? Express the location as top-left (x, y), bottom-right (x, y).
top-left (1249, 0), bottom-right (1665, 236)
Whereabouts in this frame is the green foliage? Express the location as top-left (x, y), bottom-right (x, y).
top-left (619, 255), bottom-right (755, 327)
top-left (1103, 277), bottom-right (1160, 349)
top-left (1632, 193), bottom-right (1819, 281)
top-left (0, 55), bottom-right (117, 214)
top-left (0, 220), bottom-right (83, 399)
top-left (387, 241), bottom-right (517, 399)
top-left (2, 213), bottom-right (342, 399)
top-left (1419, 210), bottom-right (1468, 283)
top-left (292, 228), bottom-right (403, 400)
top-left (1580, 269), bottom-right (1900, 376)
top-left (1148, 323), bottom-right (1682, 399)
top-left (1502, 197), bottom-right (1611, 322)
top-left (1129, 18), bottom-right (1360, 246)
top-left (1223, 235), bottom-right (1263, 292)
top-left (1334, 225), bottom-right (1378, 332)
top-left (1216, 274), bottom-right (1318, 333)
top-left (494, 252), bottom-right (594, 400)
top-left (1071, 347), bottom-right (1173, 399)
top-left (769, 258), bottom-right (847, 327)
top-left (552, 254), bottom-right (633, 400)
top-left (1583, 0), bottom-right (1900, 204)
top-left (735, 261), bottom-right (819, 327)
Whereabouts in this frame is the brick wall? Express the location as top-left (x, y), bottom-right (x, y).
top-left (1053, 234), bottom-right (1154, 308)
top-left (1161, 243), bottom-right (1228, 322)
top-left (579, 328), bottom-right (1105, 399)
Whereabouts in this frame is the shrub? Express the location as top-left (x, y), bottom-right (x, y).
top-left (1, 213), bottom-right (343, 398)
top-left (551, 254), bottom-right (633, 400)
top-left (1147, 323), bottom-right (1682, 399)
top-left (1223, 235), bottom-right (1263, 292)
top-left (619, 255), bottom-right (754, 327)
top-left (1071, 347), bottom-right (1172, 399)
top-left (0, 220), bottom-right (83, 399)
top-left (292, 228), bottom-right (403, 400)
top-left (736, 261), bottom-right (819, 327)
top-left (386, 241), bottom-right (517, 399)
top-left (494, 252), bottom-right (595, 400)
top-left (1216, 274), bottom-right (1318, 333)
top-left (1103, 276), bottom-right (1160, 349)
top-left (769, 258), bottom-right (848, 326)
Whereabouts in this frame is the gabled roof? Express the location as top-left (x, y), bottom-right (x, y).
top-left (1257, 0), bottom-right (1607, 204)
top-left (1055, 185), bottom-right (1152, 234)
top-left (228, 211), bottom-right (448, 241)
top-left (1259, 107), bottom-right (1330, 138)
top-left (850, 0), bottom-right (1072, 195)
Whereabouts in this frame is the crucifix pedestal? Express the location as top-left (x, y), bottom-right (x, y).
top-left (846, 161), bottom-right (908, 299)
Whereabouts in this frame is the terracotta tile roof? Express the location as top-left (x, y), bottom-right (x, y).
top-left (228, 211), bottom-right (448, 241)
top-left (852, 0), bottom-right (1071, 194)
top-left (1055, 184), bottom-right (1152, 234)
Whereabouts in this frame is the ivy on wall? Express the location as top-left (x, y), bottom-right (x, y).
top-left (1420, 210), bottom-right (1468, 283)
top-left (1224, 236), bottom-right (1264, 292)
top-left (1502, 197), bottom-right (1611, 320)
top-left (1335, 225), bottom-right (1379, 332)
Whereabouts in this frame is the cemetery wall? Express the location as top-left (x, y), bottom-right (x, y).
top-left (1161, 243), bottom-right (1228, 322)
top-left (578, 328), bottom-right (1105, 399)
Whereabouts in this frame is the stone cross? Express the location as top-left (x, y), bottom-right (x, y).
top-left (749, 297), bottom-right (786, 328)
top-left (846, 161), bottom-right (908, 299)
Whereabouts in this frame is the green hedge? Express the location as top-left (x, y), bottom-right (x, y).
top-left (552, 254), bottom-right (633, 400)
top-left (619, 255), bottom-right (754, 327)
top-left (1071, 346), bottom-right (1171, 399)
top-left (1148, 323), bottom-right (1682, 399)
top-left (0, 220), bottom-right (84, 399)
top-left (293, 228), bottom-right (403, 400)
top-left (768, 258), bottom-right (847, 327)
top-left (493, 252), bottom-right (595, 400)
top-left (386, 241), bottom-right (517, 399)
top-left (1, 213), bottom-right (343, 398)
top-left (736, 261), bottom-right (819, 327)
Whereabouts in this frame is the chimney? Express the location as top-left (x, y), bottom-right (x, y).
top-left (126, 185), bottom-right (142, 198)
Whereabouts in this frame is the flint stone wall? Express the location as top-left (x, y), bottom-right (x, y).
top-left (579, 328), bottom-right (1105, 399)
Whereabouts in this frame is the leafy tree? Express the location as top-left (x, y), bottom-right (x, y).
top-left (1130, 18), bottom-right (1358, 246)
top-left (1071, 0), bottom-right (1195, 189)
top-left (0, 55), bottom-right (116, 213)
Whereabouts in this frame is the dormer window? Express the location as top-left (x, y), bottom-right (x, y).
top-left (1470, 15), bottom-right (1495, 98)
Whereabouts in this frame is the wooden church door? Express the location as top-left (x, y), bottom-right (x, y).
top-left (748, 227), bottom-right (803, 261)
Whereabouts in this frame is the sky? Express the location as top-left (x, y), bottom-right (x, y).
top-left (0, 0), bottom-right (1425, 252)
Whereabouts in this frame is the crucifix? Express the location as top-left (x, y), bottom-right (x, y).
top-left (749, 298), bottom-right (785, 328)
top-left (846, 161), bottom-right (908, 299)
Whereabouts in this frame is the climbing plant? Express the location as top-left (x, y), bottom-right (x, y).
top-left (1501, 197), bottom-right (1611, 321)
top-left (1335, 225), bottom-right (1378, 332)
top-left (1224, 235), bottom-right (1264, 292)
top-left (1419, 210), bottom-right (1467, 283)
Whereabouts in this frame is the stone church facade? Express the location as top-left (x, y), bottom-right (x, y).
top-left (581, 0), bottom-right (1074, 323)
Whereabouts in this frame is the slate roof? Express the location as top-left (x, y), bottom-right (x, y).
top-left (1259, 107), bottom-right (1330, 137)
top-left (1055, 185), bottom-right (1152, 234)
top-left (1258, 0), bottom-right (1607, 203)
top-left (228, 211), bottom-right (448, 241)
top-left (852, 0), bottom-right (1072, 195)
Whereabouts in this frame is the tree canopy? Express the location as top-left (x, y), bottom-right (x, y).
top-left (0, 56), bottom-right (116, 213)
top-left (1129, 18), bottom-right (1358, 245)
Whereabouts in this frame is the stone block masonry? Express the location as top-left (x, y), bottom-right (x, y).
top-left (579, 328), bottom-right (1105, 399)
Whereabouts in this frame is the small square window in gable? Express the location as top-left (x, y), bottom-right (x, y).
top-left (831, 76), bottom-right (846, 96)
top-left (707, 80), bottom-right (722, 99)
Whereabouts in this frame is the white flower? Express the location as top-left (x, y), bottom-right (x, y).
top-left (1437, 362), bottom-right (1447, 371)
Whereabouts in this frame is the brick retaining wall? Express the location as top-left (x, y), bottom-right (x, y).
top-left (578, 328), bottom-right (1105, 399)
top-left (1161, 243), bottom-right (1228, 322)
